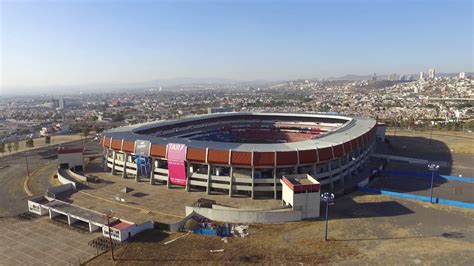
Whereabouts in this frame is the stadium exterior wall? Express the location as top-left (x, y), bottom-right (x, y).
top-left (100, 113), bottom-right (377, 199)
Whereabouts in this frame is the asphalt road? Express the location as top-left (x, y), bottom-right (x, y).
top-left (0, 140), bottom-right (102, 217)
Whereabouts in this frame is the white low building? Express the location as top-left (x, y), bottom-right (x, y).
top-left (281, 174), bottom-right (321, 219)
top-left (102, 220), bottom-right (154, 242)
top-left (58, 146), bottom-right (84, 172)
top-left (28, 196), bottom-right (153, 242)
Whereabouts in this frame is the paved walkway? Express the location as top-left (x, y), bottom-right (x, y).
top-left (62, 164), bottom-right (282, 224)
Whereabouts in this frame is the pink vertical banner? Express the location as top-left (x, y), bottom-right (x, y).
top-left (166, 143), bottom-right (187, 186)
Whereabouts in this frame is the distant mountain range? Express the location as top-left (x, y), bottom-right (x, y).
top-left (1, 72), bottom-right (472, 96)
top-left (0, 77), bottom-right (271, 96)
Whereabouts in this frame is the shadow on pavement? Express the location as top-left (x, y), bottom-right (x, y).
top-left (329, 197), bottom-right (415, 220)
top-left (374, 135), bottom-right (455, 194)
top-left (378, 135), bottom-right (453, 175)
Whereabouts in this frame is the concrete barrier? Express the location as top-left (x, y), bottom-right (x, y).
top-left (169, 212), bottom-right (201, 232)
top-left (371, 154), bottom-right (428, 164)
top-left (66, 169), bottom-right (88, 182)
top-left (46, 184), bottom-right (75, 199)
top-left (185, 205), bottom-right (302, 224)
top-left (358, 186), bottom-right (474, 209)
top-left (57, 169), bottom-right (78, 190)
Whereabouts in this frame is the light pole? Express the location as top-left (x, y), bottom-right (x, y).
top-left (25, 151), bottom-right (30, 177)
top-left (321, 192), bottom-right (335, 241)
top-left (104, 209), bottom-right (115, 261)
top-left (427, 163), bottom-right (439, 204)
top-left (429, 125), bottom-right (433, 144)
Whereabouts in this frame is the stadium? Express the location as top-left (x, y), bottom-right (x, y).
top-left (101, 112), bottom-right (377, 199)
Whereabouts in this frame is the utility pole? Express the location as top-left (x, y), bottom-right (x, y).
top-left (25, 152), bottom-right (30, 177)
top-left (105, 210), bottom-right (115, 261)
top-left (430, 125), bottom-right (433, 144)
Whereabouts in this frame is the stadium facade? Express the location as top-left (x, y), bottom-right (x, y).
top-left (101, 112), bottom-right (377, 199)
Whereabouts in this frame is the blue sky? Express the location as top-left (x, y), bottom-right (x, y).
top-left (1, 0), bottom-right (472, 89)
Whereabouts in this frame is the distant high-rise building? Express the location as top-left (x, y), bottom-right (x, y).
top-left (459, 72), bottom-right (466, 79)
top-left (388, 73), bottom-right (399, 81)
top-left (371, 73), bottom-right (377, 81)
top-left (52, 99), bottom-right (60, 109)
top-left (419, 72), bottom-right (424, 80)
top-left (429, 68), bottom-right (436, 79)
top-left (59, 98), bottom-right (66, 109)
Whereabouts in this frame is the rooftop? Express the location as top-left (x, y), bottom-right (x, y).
top-left (103, 112), bottom-right (376, 152)
top-left (44, 199), bottom-right (116, 225)
top-left (282, 174), bottom-right (320, 193)
top-left (58, 146), bottom-right (84, 154)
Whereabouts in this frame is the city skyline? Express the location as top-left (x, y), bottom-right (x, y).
top-left (1, 0), bottom-right (473, 92)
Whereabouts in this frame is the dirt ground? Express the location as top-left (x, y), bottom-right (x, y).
top-left (384, 129), bottom-right (474, 155)
top-left (85, 130), bottom-right (474, 265)
top-left (87, 192), bottom-right (474, 265)
top-left (379, 129), bottom-right (474, 176)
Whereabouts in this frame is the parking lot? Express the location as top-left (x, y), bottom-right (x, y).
top-left (0, 216), bottom-right (100, 265)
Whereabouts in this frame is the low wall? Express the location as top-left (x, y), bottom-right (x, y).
top-left (358, 186), bottom-right (474, 209)
top-left (66, 169), bottom-right (88, 182)
top-left (185, 205), bottom-right (302, 224)
top-left (46, 183), bottom-right (75, 199)
top-left (57, 169), bottom-right (78, 189)
top-left (371, 153), bottom-right (429, 164)
top-left (169, 212), bottom-right (197, 232)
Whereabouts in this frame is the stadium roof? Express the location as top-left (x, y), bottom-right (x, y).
top-left (102, 112), bottom-right (376, 152)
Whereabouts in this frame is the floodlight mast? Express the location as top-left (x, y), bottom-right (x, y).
top-left (321, 192), bottom-right (335, 241)
top-left (427, 163), bottom-right (439, 204)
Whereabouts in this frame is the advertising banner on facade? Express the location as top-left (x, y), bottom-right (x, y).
top-left (166, 143), bottom-right (187, 186)
top-left (134, 140), bottom-right (151, 157)
top-left (136, 156), bottom-right (151, 178)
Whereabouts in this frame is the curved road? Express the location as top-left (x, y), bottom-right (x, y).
top-left (0, 140), bottom-right (102, 217)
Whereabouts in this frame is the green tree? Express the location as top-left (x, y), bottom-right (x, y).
top-left (0, 142), bottom-right (4, 155)
top-left (93, 125), bottom-right (104, 134)
top-left (112, 113), bottom-right (125, 122)
top-left (45, 135), bottom-right (51, 144)
top-left (82, 127), bottom-right (90, 138)
top-left (7, 142), bottom-right (12, 153)
top-left (13, 141), bottom-right (19, 152)
top-left (26, 138), bottom-right (34, 148)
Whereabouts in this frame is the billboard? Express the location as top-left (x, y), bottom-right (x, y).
top-left (166, 143), bottom-right (187, 186)
top-left (134, 140), bottom-right (151, 157)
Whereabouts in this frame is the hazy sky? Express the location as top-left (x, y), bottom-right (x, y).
top-left (1, 0), bottom-right (472, 90)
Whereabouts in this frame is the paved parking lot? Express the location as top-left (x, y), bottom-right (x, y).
top-left (0, 216), bottom-right (100, 265)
